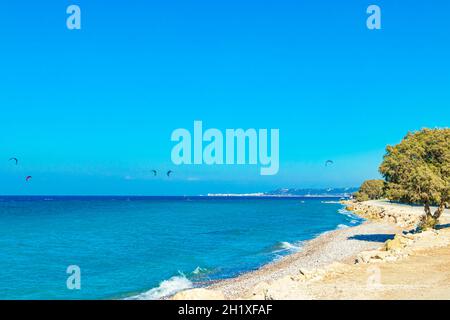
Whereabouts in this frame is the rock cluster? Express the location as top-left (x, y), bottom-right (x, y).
top-left (343, 201), bottom-right (419, 228)
top-left (247, 262), bottom-right (348, 300)
top-left (355, 230), bottom-right (449, 264)
top-left (355, 234), bottom-right (410, 264)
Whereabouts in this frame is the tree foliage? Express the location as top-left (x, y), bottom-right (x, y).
top-left (354, 179), bottom-right (385, 202)
top-left (379, 128), bottom-right (450, 228)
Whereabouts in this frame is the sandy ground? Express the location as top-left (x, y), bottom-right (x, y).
top-left (173, 200), bottom-right (450, 300)
top-left (309, 244), bottom-right (450, 300)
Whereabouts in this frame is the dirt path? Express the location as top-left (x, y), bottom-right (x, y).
top-left (310, 241), bottom-right (450, 300)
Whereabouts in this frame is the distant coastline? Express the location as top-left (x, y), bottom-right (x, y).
top-left (206, 187), bottom-right (357, 198)
top-left (0, 188), bottom-right (357, 200)
top-left (206, 193), bottom-right (352, 198)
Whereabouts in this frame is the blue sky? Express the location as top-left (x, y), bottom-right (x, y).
top-left (0, 0), bottom-right (449, 195)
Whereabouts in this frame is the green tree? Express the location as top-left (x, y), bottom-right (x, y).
top-left (354, 179), bottom-right (385, 202)
top-left (379, 128), bottom-right (450, 229)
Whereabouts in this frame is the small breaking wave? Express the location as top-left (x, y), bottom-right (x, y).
top-left (128, 274), bottom-right (192, 300)
top-left (321, 200), bottom-right (341, 204)
top-left (338, 207), bottom-right (364, 227)
top-left (271, 241), bottom-right (303, 253)
top-left (192, 266), bottom-right (208, 275)
top-left (337, 224), bottom-right (350, 229)
top-left (338, 208), bottom-right (351, 214)
top-left (338, 208), bottom-right (358, 218)
top-left (190, 266), bottom-right (216, 278)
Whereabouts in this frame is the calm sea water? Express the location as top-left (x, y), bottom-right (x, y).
top-left (0, 196), bottom-right (362, 300)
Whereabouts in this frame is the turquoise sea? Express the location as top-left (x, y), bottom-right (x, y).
top-left (0, 196), bottom-right (363, 299)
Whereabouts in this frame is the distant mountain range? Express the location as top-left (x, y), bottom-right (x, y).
top-left (207, 187), bottom-right (358, 198)
top-left (265, 187), bottom-right (358, 197)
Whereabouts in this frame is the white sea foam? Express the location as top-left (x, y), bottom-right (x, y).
top-left (321, 200), bottom-right (341, 204)
top-left (129, 274), bottom-right (192, 300)
top-left (272, 254), bottom-right (285, 262)
top-left (338, 208), bottom-right (358, 219)
top-left (337, 207), bottom-right (364, 226)
top-left (271, 241), bottom-right (304, 261)
top-left (272, 241), bottom-right (303, 253)
top-left (337, 224), bottom-right (350, 229)
top-left (340, 208), bottom-right (363, 217)
top-left (192, 266), bottom-right (209, 275)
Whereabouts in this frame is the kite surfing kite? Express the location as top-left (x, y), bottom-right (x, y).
top-left (9, 157), bottom-right (18, 165)
top-left (25, 176), bottom-right (32, 182)
top-left (166, 170), bottom-right (173, 177)
top-left (325, 160), bottom-right (334, 167)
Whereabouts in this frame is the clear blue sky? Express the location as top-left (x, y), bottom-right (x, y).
top-left (0, 0), bottom-right (449, 195)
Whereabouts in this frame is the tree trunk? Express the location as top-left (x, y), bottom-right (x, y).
top-left (433, 202), bottom-right (447, 220)
top-left (424, 202), bottom-right (433, 217)
top-left (420, 202), bottom-right (438, 230)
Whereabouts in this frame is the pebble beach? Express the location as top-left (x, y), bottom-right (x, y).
top-left (172, 200), bottom-right (450, 300)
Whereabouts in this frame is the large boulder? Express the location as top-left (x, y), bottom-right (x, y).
top-left (384, 234), bottom-right (410, 252)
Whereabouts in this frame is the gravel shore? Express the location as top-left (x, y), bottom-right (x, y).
top-left (172, 200), bottom-right (450, 300)
top-left (210, 220), bottom-right (399, 299)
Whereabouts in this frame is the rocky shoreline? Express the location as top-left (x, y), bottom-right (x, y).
top-left (170, 200), bottom-right (450, 300)
top-left (342, 200), bottom-right (422, 228)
